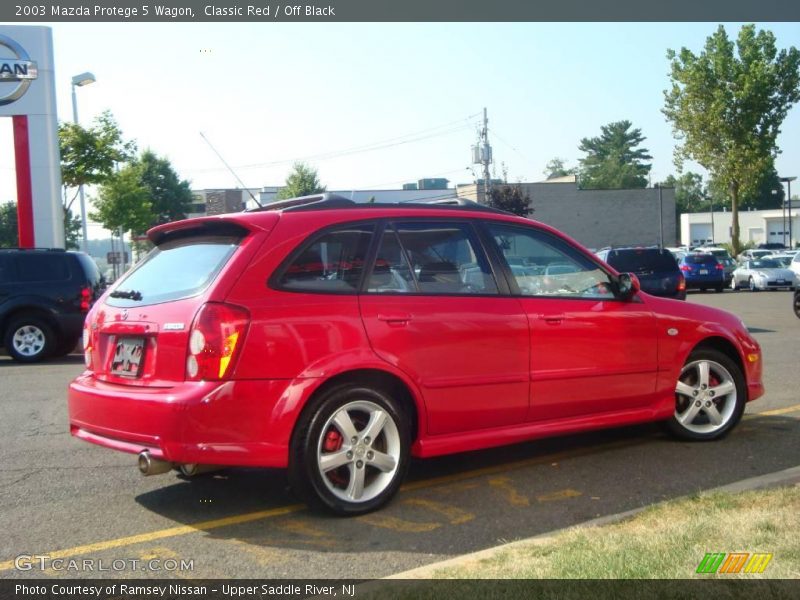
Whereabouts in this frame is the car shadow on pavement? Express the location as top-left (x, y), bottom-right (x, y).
top-left (131, 414), bottom-right (800, 574)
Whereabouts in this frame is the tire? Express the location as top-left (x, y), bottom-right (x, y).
top-left (793, 291), bottom-right (800, 319)
top-left (715, 286), bottom-right (724, 293)
top-left (730, 277), bottom-right (739, 291)
top-left (289, 384), bottom-right (410, 515)
top-left (3, 317), bottom-right (55, 363)
top-left (749, 277), bottom-right (758, 292)
top-left (666, 348), bottom-right (746, 441)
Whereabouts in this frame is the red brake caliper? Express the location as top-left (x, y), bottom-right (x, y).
top-left (323, 430), bottom-right (343, 452)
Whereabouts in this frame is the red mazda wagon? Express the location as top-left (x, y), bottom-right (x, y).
top-left (68, 195), bottom-right (764, 514)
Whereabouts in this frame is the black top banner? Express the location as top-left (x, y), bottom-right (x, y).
top-left (3, 0), bottom-right (800, 22)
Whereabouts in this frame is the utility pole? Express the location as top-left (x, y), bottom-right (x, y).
top-left (472, 107), bottom-right (493, 204)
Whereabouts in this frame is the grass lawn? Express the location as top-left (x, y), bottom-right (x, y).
top-left (432, 485), bottom-right (800, 579)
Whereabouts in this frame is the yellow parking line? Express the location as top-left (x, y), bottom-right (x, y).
top-left (0, 437), bottom-right (646, 572)
top-left (752, 403), bottom-right (800, 417)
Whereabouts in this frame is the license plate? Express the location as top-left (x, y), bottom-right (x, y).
top-left (777, 279), bottom-right (786, 284)
top-left (111, 337), bottom-right (145, 377)
top-left (699, 269), bottom-right (708, 275)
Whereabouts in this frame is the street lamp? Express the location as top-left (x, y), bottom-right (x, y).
top-left (780, 176), bottom-right (797, 248)
top-left (70, 72), bottom-right (96, 253)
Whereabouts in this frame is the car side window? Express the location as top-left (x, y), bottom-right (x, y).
top-left (485, 223), bottom-right (615, 299)
top-left (277, 224), bottom-right (374, 293)
top-left (367, 221), bottom-right (498, 295)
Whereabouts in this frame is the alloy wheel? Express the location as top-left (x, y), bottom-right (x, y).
top-left (12, 324), bottom-right (46, 358)
top-left (674, 359), bottom-right (737, 435)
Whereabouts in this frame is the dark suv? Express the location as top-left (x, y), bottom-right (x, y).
top-left (0, 248), bottom-right (104, 362)
top-left (595, 247), bottom-right (685, 300)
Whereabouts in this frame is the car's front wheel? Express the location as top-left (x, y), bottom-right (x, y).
top-left (749, 277), bottom-right (759, 292)
top-left (667, 349), bottom-right (745, 441)
top-left (730, 277), bottom-right (739, 291)
top-left (793, 290), bottom-right (800, 319)
top-left (4, 317), bottom-right (55, 363)
top-left (289, 384), bottom-right (410, 515)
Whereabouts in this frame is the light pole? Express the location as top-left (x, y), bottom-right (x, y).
top-left (780, 176), bottom-right (797, 248)
top-left (71, 71), bottom-right (96, 253)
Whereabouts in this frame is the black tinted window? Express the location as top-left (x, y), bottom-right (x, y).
top-left (107, 235), bottom-right (240, 307)
top-left (685, 254), bottom-right (717, 265)
top-left (278, 224), bottom-right (373, 293)
top-left (606, 249), bottom-right (677, 272)
top-left (14, 254), bottom-right (71, 282)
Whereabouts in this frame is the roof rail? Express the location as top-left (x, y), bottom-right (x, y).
top-left (245, 193), bottom-right (356, 212)
top-left (0, 247), bottom-right (66, 252)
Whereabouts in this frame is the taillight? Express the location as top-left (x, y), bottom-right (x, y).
top-left (80, 286), bottom-right (92, 312)
top-left (186, 302), bottom-right (250, 381)
top-left (680, 265), bottom-right (691, 272)
top-left (677, 274), bottom-right (686, 291)
top-left (83, 324), bottom-right (93, 370)
top-left (715, 264), bottom-right (724, 270)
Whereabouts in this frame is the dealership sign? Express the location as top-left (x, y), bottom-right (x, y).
top-left (0, 34), bottom-right (38, 105)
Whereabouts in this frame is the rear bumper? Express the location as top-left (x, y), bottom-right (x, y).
top-left (68, 374), bottom-right (294, 467)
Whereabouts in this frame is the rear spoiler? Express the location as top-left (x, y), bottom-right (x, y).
top-left (147, 214), bottom-right (278, 246)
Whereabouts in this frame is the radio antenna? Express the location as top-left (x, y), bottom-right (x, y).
top-left (199, 131), bottom-right (262, 208)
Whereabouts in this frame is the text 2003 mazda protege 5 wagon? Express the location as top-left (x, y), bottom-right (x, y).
top-left (68, 195), bottom-right (764, 514)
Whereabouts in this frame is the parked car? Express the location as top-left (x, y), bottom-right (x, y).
top-left (738, 249), bottom-right (774, 262)
top-left (1, 248), bottom-right (104, 362)
top-left (757, 242), bottom-right (786, 251)
top-left (730, 258), bottom-right (796, 291)
top-left (68, 195), bottom-right (764, 514)
top-left (677, 253), bottom-right (726, 292)
top-left (595, 247), bottom-right (685, 300)
top-left (693, 247), bottom-right (736, 284)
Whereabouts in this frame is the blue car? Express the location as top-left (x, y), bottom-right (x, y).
top-left (678, 253), bottom-right (726, 292)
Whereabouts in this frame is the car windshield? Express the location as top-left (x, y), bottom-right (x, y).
top-left (751, 259), bottom-right (781, 269)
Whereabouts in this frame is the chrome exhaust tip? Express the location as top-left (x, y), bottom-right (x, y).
top-left (137, 451), bottom-right (172, 476)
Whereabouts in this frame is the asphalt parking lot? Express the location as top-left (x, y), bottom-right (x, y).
top-left (1, 290), bottom-right (799, 579)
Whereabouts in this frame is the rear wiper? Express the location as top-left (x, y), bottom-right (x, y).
top-left (109, 289), bottom-right (143, 301)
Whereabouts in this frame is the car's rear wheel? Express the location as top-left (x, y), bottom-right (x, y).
top-left (4, 317), bottom-right (55, 363)
top-left (289, 384), bottom-right (410, 515)
top-left (793, 290), bottom-right (800, 319)
top-left (667, 349), bottom-right (745, 441)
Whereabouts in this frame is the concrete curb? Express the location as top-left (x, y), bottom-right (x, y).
top-left (385, 465), bottom-right (800, 579)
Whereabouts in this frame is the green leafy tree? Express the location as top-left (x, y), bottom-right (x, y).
top-left (59, 111), bottom-right (136, 212)
top-left (543, 158), bottom-right (574, 180)
top-left (577, 120), bottom-right (652, 189)
top-left (276, 162), bottom-right (326, 200)
top-left (488, 184), bottom-right (532, 217)
top-left (663, 24), bottom-right (800, 254)
top-left (660, 172), bottom-right (706, 213)
top-left (0, 202), bottom-right (18, 247)
top-left (136, 150), bottom-right (193, 226)
top-left (91, 166), bottom-right (152, 236)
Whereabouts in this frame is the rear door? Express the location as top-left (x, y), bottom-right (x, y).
top-left (359, 220), bottom-right (530, 435)
top-left (482, 222), bottom-right (659, 422)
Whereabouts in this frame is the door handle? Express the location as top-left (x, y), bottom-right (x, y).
top-left (377, 313), bottom-right (412, 325)
top-left (539, 314), bottom-right (565, 325)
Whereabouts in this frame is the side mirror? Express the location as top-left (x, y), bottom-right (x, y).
top-left (616, 272), bottom-right (641, 300)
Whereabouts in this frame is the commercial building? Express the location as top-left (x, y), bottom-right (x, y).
top-left (680, 204), bottom-right (800, 248)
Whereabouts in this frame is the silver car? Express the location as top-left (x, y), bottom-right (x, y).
top-left (731, 258), bottom-right (797, 291)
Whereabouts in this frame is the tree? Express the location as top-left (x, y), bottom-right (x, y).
top-left (577, 120), bottom-right (652, 189)
top-left (488, 184), bottom-right (532, 217)
top-left (136, 150), bottom-right (193, 226)
top-left (64, 208), bottom-right (82, 250)
top-left (543, 158), bottom-right (574, 180)
top-left (276, 162), bottom-right (326, 200)
top-left (91, 165), bottom-right (152, 236)
top-left (663, 24), bottom-right (800, 254)
top-left (660, 172), bottom-right (706, 213)
top-left (0, 202), bottom-right (18, 247)
top-left (59, 111), bottom-right (136, 213)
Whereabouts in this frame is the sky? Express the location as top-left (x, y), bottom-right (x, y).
top-left (1, 21), bottom-right (800, 239)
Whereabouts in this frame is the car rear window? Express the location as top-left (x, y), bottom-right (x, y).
top-left (106, 235), bottom-right (240, 307)
top-left (606, 249), bottom-right (677, 272)
top-left (685, 254), bottom-right (717, 265)
top-left (13, 254), bottom-right (71, 282)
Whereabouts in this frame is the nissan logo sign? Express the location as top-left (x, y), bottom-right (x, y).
top-left (0, 34), bottom-right (38, 106)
